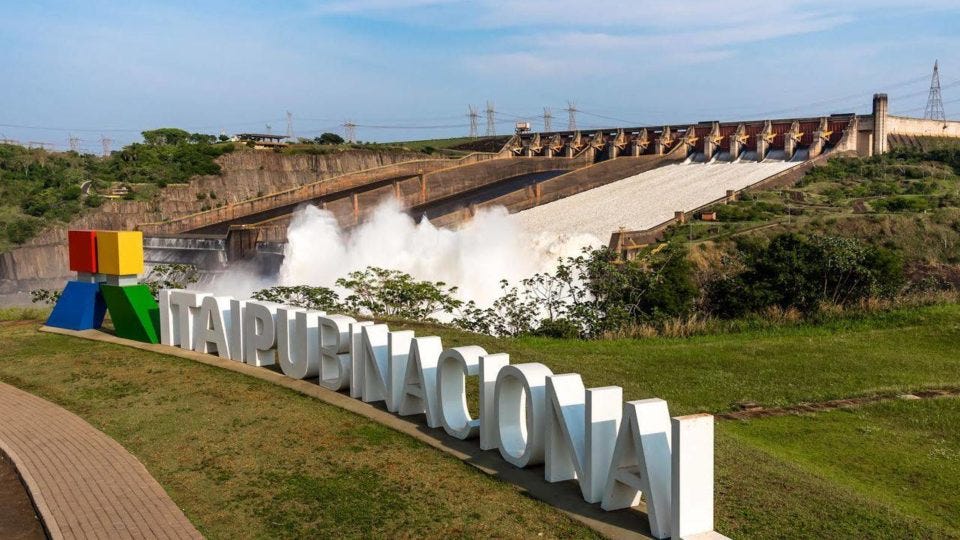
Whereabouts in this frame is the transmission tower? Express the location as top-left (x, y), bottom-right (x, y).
top-left (566, 101), bottom-right (578, 131)
top-left (99, 135), bottom-right (112, 157)
top-left (265, 123), bottom-right (272, 134)
top-left (924, 60), bottom-right (946, 122)
top-left (485, 101), bottom-right (496, 137)
top-left (343, 121), bottom-right (357, 143)
top-left (68, 134), bottom-right (80, 153)
top-left (467, 105), bottom-right (480, 138)
top-left (543, 107), bottom-right (553, 132)
top-left (286, 110), bottom-right (293, 138)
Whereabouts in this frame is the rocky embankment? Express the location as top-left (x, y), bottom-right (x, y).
top-left (0, 148), bottom-right (433, 303)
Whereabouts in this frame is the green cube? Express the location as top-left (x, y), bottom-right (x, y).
top-left (101, 284), bottom-right (161, 344)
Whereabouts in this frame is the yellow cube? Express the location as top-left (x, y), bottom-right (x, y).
top-left (96, 231), bottom-right (144, 276)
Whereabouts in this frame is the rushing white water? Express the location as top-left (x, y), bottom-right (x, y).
top-left (211, 160), bottom-right (801, 304)
top-left (221, 199), bottom-right (597, 305)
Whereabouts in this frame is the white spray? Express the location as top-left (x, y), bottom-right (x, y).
top-left (211, 199), bottom-right (600, 306)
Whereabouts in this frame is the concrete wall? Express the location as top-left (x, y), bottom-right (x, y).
top-left (885, 115), bottom-right (960, 138)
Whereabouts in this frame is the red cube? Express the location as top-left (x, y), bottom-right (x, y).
top-left (68, 230), bottom-right (98, 273)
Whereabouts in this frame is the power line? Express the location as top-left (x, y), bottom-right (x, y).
top-left (99, 135), bottom-right (112, 157)
top-left (467, 105), bottom-right (479, 138)
top-left (485, 101), bottom-right (496, 137)
top-left (566, 101), bottom-right (578, 131)
top-left (925, 60), bottom-right (946, 121)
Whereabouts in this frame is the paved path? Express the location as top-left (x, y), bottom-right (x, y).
top-left (0, 382), bottom-right (201, 540)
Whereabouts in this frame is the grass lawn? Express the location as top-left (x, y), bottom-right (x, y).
top-left (0, 320), bottom-right (595, 539)
top-left (2, 303), bottom-right (960, 537)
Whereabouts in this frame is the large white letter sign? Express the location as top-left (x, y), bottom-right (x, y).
top-left (397, 336), bottom-right (443, 427)
top-left (242, 302), bottom-right (278, 367)
top-left (545, 375), bottom-right (622, 504)
top-left (276, 307), bottom-right (323, 380)
top-left (193, 296), bottom-right (232, 358)
top-left (163, 290), bottom-right (209, 350)
top-left (348, 321), bottom-right (374, 399)
top-left (386, 331), bottom-right (414, 412)
top-left (479, 353), bottom-right (509, 450)
top-left (159, 289), bottom-right (177, 346)
top-left (602, 399), bottom-right (673, 539)
top-left (360, 324), bottom-right (391, 403)
top-left (437, 346), bottom-right (487, 439)
top-left (671, 414), bottom-right (725, 539)
top-left (318, 315), bottom-right (356, 391)
top-left (495, 363), bottom-right (554, 467)
top-left (228, 299), bottom-right (246, 362)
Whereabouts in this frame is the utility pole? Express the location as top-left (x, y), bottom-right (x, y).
top-left (68, 134), bottom-right (80, 153)
top-left (467, 105), bottom-right (480, 138)
top-left (343, 121), bottom-right (357, 143)
top-left (925, 60), bottom-right (946, 122)
top-left (286, 110), bottom-right (293, 139)
top-left (543, 107), bottom-right (553, 132)
top-left (485, 101), bottom-right (496, 137)
top-left (99, 135), bottom-right (112, 157)
top-left (566, 101), bottom-right (578, 131)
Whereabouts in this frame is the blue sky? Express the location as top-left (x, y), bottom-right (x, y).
top-left (1, 0), bottom-right (959, 151)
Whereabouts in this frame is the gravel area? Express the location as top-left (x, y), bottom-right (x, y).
top-left (510, 159), bottom-right (801, 243)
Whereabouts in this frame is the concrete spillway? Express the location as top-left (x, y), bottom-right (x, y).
top-left (508, 159), bottom-right (802, 242)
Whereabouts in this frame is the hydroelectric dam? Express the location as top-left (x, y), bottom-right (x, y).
top-left (4, 93), bottom-right (960, 296)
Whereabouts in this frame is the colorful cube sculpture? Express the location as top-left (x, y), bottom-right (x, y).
top-left (47, 229), bottom-right (161, 344)
top-left (100, 284), bottom-right (160, 344)
top-left (46, 281), bottom-right (107, 330)
top-left (96, 230), bottom-right (144, 276)
top-left (68, 230), bottom-right (98, 273)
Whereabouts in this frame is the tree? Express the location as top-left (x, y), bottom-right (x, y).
top-left (252, 285), bottom-right (341, 311)
top-left (141, 128), bottom-right (191, 146)
top-left (317, 133), bottom-right (345, 145)
top-left (336, 267), bottom-right (461, 320)
top-left (706, 233), bottom-right (904, 317)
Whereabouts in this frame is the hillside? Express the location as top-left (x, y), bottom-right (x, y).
top-left (667, 138), bottom-right (960, 291)
top-left (0, 137), bottom-right (449, 301)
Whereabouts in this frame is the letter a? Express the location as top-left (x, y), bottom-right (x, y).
top-left (601, 399), bottom-right (673, 539)
top-left (397, 336), bottom-right (443, 427)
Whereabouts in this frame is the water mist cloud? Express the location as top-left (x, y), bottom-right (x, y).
top-left (274, 199), bottom-right (599, 306)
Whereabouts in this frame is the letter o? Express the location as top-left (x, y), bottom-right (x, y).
top-left (495, 363), bottom-right (554, 468)
top-left (437, 346), bottom-right (486, 439)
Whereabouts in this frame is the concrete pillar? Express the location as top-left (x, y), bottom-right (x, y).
top-left (725, 190), bottom-right (736, 203)
top-left (607, 143), bottom-right (618, 160)
top-left (757, 120), bottom-right (773, 162)
top-left (872, 93), bottom-right (888, 156)
top-left (784, 121), bottom-right (800, 161)
top-left (544, 147), bottom-right (554, 157)
top-left (674, 211), bottom-right (686, 224)
top-left (564, 145), bottom-right (575, 158)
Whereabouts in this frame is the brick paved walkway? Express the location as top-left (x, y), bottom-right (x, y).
top-left (0, 382), bottom-right (201, 539)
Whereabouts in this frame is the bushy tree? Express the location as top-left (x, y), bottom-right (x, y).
top-left (142, 263), bottom-right (200, 299)
top-left (706, 233), bottom-right (904, 317)
top-left (252, 285), bottom-right (341, 311)
top-left (336, 267), bottom-right (461, 320)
